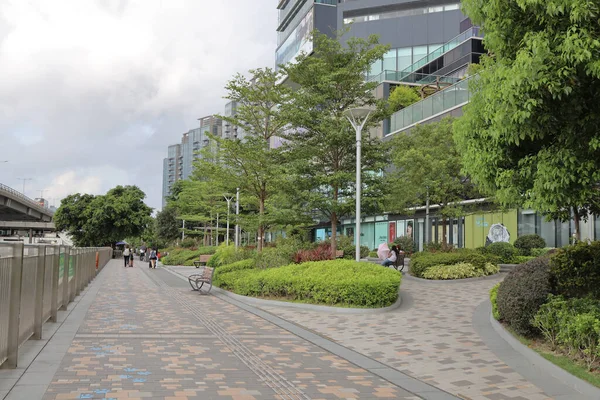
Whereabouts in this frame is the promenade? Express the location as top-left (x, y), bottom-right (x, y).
top-left (3, 259), bottom-right (597, 400)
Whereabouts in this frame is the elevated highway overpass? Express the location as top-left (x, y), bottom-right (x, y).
top-left (0, 183), bottom-right (56, 231)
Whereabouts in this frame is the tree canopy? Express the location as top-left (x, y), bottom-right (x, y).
top-left (54, 185), bottom-right (153, 247)
top-left (455, 0), bottom-right (600, 238)
top-left (390, 118), bottom-right (479, 243)
top-left (388, 85), bottom-right (420, 113)
top-left (281, 31), bottom-right (390, 254)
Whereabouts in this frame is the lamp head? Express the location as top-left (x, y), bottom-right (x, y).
top-left (343, 107), bottom-right (372, 120)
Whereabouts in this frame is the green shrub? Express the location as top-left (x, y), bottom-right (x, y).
top-left (393, 236), bottom-right (415, 255)
top-left (490, 283), bottom-right (501, 320)
top-left (216, 260), bottom-right (401, 307)
top-left (534, 296), bottom-right (600, 369)
top-left (530, 247), bottom-right (552, 257)
top-left (423, 242), bottom-right (455, 253)
top-left (497, 257), bottom-right (551, 336)
top-left (180, 237), bottom-right (198, 248)
top-left (213, 259), bottom-right (256, 287)
top-left (207, 244), bottom-right (253, 268)
top-left (254, 247), bottom-right (293, 269)
top-left (160, 246), bottom-right (217, 266)
top-left (340, 245), bottom-right (370, 259)
top-left (410, 249), bottom-right (490, 278)
top-left (479, 242), bottom-right (518, 263)
top-left (369, 250), bottom-right (378, 258)
top-left (422, 262), bottom-right (499, 280)
top-left (550, 241), bottom-right (600, 299)
top-left (514, 255), bottom-right (536, 264)
top-left (514, 234), bottom-right (546, 256)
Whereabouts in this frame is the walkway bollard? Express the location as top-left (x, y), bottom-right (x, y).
top-left (33, 246), bottom-right (46, 340)
top-left (61, 247), bottom-right (70, 310)
top-left (3, 243), bottom-right (24, 369)
top-left (51, 245), bottom-right (60, 322)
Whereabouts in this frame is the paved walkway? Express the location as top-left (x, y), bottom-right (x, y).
top-left (256, 276), bottom-right (552, 400)
top-left (25, 260), bottom-right (426, 400)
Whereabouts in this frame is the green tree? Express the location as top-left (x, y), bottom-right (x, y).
top-left (156, 206), bottom-right (180, 243)
top-left (388, 85), bottom-right (420, 113)
top-left (455, 0), bottom-right (600, 240)
top-left (390, 118), bottom-right (478, 243)
top-left (54, 186), bottom-right (153, 247)
top-left (54, 193), bottom-right (96, 246)
top-left (197, 67), bottom-right (291, 252)
top-left (281, 31), bottom-right (390, 255)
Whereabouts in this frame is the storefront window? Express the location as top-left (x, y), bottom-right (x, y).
top-left (538, 215), bottom-right (556, 248)
top-left (397, 48), bottom-right (412, 71)
top-left (383, 49), bottom-right (397, 71)
top-left (595, 215), bottom-right (600, 240)
top-left (518, 210), bottom-right (536, 236)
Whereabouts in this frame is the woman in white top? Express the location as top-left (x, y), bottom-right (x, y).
top-left (123, 246), bottom-right (131, 268)
top-left (381, 245), bottom-right (398, 267)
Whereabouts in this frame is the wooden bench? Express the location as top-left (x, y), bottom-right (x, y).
top-left (335, 250), bottom-right (344, 258)
top-left (188, 267), bottom-right (215, 294)
top-left (193, 254), bottom-right (212, 268)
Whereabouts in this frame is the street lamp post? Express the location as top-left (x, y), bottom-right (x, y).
top-left (223, 195), bottom-right (233, 245)
top-left (235, 188), bottom-right (240, 249)
top-left (17, 178), bottom-right (33, 197)
top-left (344, 107), bottom-right (371, 262)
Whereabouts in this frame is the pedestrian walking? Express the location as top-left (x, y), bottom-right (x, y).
top-left (123, 245), bottom-right (131, 268)
top-left (129, 248), bottom-right (134, 267)
top-left (149, 248), bottom-right (158, 269)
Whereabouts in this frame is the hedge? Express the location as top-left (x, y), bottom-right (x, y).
top-left (550, 241), bottom-right (600, 299)
top-left (161, 247), bottom-right (217, 266)
top-left (496, 257), bottom-right (551, 336)
top-left (533, 296), bottom-right (600, 369)
top-left (410, 249), bottom-right (492, 278)
top-left (207, 244), bottom-right (255, 268)
top-left (514, 234), bottom-right (546, 256)
top-left (478, 242), bottom-right (518, 264)
top-left (216, 260), bottom-right (401, 307)
top-left (422, 262), bottom-right (499, 280)
top-left (490, 283), bottom-right (501, 320)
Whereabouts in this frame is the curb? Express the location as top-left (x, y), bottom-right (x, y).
top-left (489, 310), bottom-right (600, 399)
top-left (473, 300), bottom-right (599, 400)
top-left (403, 272), bottom-right (505, 284)
top-left (163, 266), bottom-right (403, 314)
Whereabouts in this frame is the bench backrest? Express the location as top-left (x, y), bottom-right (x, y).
top-left (202, 267), bottom-right (214, 280)
top-left (199, 255), bottom-right (212, 263)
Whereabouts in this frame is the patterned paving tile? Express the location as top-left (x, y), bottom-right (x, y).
top-left (257, 275), bottom-right (553, 400)
top-left (43, 261), bottom-right (423, 400)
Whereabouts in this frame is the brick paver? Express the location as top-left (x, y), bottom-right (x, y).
top-left (254, 275), bottom-right (552, 400)
top-left (42, 260), bottom-right (422, 400)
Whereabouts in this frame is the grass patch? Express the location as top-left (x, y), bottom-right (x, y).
top-left (505, 325), bottom-right (600, 388)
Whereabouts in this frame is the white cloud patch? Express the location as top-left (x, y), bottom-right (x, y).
top-left (0, 0), bottom-right (277, 209)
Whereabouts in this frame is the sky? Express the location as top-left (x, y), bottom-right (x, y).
top-left (0, 0), bottom-right (277, 211)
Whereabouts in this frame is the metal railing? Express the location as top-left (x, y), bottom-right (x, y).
top-left (0, 243), bottom-right (112, 368)
top-left (367, 26), bottom-right (482, 86)
top-left (0, 183), bottom-right (55, 216)
top-left (387, 74), bottom-right (474, 136)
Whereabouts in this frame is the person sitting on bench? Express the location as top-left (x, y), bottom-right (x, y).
top-left (381, 245), bottom-right (399, 267)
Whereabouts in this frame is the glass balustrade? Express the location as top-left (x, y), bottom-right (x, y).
top-left (387, 75), bottom-right (474, 136)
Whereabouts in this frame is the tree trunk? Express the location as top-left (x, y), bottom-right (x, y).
top-left (258, 197), bottom-right (265, 253)
top-left (203, 223), bottom-right (208, 246)
top-left (442, 215), bottom-right (447, 244)
top-left (573, 208), bottom-right (581, 242)
top-left (330, 212), bottom-right (337, 259)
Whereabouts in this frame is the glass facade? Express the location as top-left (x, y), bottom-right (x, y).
top-left (343, 3), bottom-right (461, 25)
top-left (276, 7), bottom-right (314, 68)
top-left (369, 44), bottom-right (443, 77)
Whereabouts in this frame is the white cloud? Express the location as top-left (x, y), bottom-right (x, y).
top-left (0, 0), bottom-right (277, 209)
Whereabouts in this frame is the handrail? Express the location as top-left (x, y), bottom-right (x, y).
top-left (367, 26), bottom-right (481, 86)
top-left (0, 183), bottom-right (54, 216)
top-left (387, 75), bottom-right (475, 136)
top-left (399, 26), bottom-right (482, 76)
